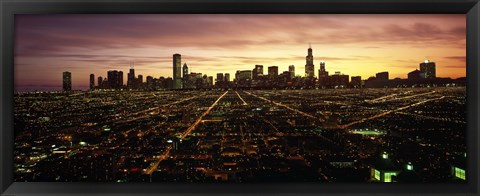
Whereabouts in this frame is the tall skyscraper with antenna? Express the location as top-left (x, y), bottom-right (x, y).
top-left (305, 43), bottom-right (315, 77)
top-left (127, 63), bottom-right (136, 89)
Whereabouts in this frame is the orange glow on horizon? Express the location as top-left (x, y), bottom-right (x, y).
top-left (14, 14), bottom-right (466, 91)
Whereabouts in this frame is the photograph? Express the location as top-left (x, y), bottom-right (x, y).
top-left (13, 14), bottom-right (467, 183)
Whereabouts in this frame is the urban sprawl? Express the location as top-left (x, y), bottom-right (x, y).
top-left (14, 46), bottom-right (466, 183)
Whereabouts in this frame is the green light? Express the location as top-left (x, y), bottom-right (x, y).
top-left (384, 172), bottom-right (397, 182)
top-left (374, 169), bottom-right (381, 181)
top-left (406, 163), bottom-right (413, 171)
top-left (382, 152), bottom-right (388, 159)
top-left (454, 167), bottom-right (466, 180)
top-left (79, 141), bottom-right (87, 146)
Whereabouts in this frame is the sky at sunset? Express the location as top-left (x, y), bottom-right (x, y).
top-left (14, 14), bottom-right (466, 91)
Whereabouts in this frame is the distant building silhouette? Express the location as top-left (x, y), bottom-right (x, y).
top-left (279, 71), bottom-right (292, 83)
top-left (289, 65), bottom-right (295, 78)
top-left (138, 75), bottom-right (143, 87)
top-left (207, 76), bottom-right (214, 87)
top-left (63, 71), bottom-right (72, 91)
top-left (216, 73), bottom-right (224, 87)
top-left (252, 65), bottom-right (264, 80)
top-left (108, 70), bottom-right (117, 89)
top-left (235, 70), bottom-right (252, 80)
top-left (235, 70), bottom-right (252, 87)
top-left (305, 44), bottom-right (315, 77)
top-left (89, 74), bottom-right (95, 90)
top-left (146, 76), bottom-right (154, 89)
top-left (183, 63), bottom-right (189, 79)
top-left (173, 54), bottom-right (182, 89)
top-left (420, 60), bottom-right (436, 79)
top-left (376, 72), bottom-right (389, 80)
top-left (224, 73), bottom-right (230, 82)
top-left (118, 71), bottom-right (123, 88)
top-left (318, 61), bottom-right (329, 87)
top-left (127, 67), bottom-right (136, 89)
top-left (351, 76), bottom-right (362, 88)
top-left (268, 66), bottom-right (278, 77)
top-left (330, 72), bottom-right (349, 87)
top-left (107, 70), bottom-right (123, 89)
top-left (82, 54), bottom-right (461, 91)
top-left (408, 69), bottom-right (425, 80)
top-left (97, 76), bottom-right (103, 88)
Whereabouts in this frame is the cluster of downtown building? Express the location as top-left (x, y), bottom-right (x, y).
top-left (61, 46), bottom-right (466, 92)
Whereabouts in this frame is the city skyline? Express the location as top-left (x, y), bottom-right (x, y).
top-left (14, 14), bottom-right (466, 91)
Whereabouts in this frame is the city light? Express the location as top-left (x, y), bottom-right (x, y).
top-left (406, 163), bottom-right (413, 171)
top-left (13, 44), bottom-right (467, 183)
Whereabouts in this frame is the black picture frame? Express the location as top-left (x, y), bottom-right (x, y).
top-left (1, 0), bottom-right (479, 195)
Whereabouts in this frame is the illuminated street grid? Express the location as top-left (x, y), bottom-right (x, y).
top-left (14, 87), bottom-right (466, 182)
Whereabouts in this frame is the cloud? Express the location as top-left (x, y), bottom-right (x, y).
top-left (444, 56), bottom-right (466, 62)
top-left (16, 14), bottom-right (466, 57)
top-left (13, 14), bottom-right (466, 89)
top-left (443, 65), bottom-right (466, 69)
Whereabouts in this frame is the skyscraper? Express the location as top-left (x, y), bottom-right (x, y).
top-left (216, 73), bottom-right (224, 83)
top-left (305, 44), bottom-right (315, 77)
top-left (127, 67), bottom-right (136, 89)
top-left (207, 76), bottom-right (214, 87)
top-left (318, 61), bottom-right (329, 87)
top-left (420, 60), bottom-right (436, 79)
top-left (252, 65), bottom-right (263, 80)
top-left (289, 65), bottom-right (295, 78)
top-left (146, 76), bottom-right (154, 89)
top-left (107, 70), bottom-right (122, 89)
top-left (268, 66), bottom-right (278, 77)
top-left (216, 73), bottom-right (224, 87)
top-left (376, 72), bottom-right (389, 80)
top-left (173, 54), bottom-right (182, 89)
top-left (224, 73), bottom-right (230, 82)
top-left (235, 70), bottom-right (253, 87)
top-left (63, 71), bottom-right (72, 91)
top-left (330, 72), bottom-right (349, 87)
top-left (107, 71), bottom-right (116, 89)
top-left (118, 71), bottom-right (123, 88)
top-left (319, 61), bottom-right (326, 72)
top-left (183, 63), bottom-right (189, 79)
top-left (351, 76), bottom-right (362, 88)
top-left (89, 74), bottom-right (95, 90)
top-left (138, 75), bottom-right (143, 84)
top-left (235, 70), bottom-right (252, 81)
top-left (98, 76), bottom-right (103, 88)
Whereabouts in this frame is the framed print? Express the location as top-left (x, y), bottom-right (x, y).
top-left (1, 0), bottom-right (479, 196)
